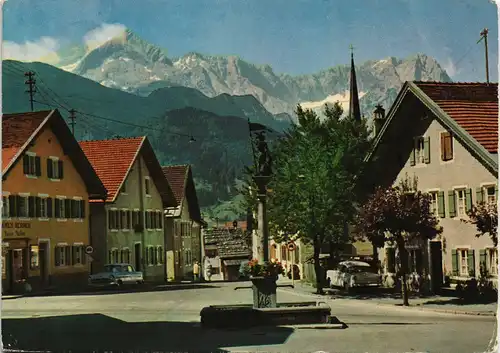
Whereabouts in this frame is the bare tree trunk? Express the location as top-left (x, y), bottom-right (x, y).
top-left (313, 235), bottom-right (324, 295)
top-left (397, 239), bottom-right (409, 306)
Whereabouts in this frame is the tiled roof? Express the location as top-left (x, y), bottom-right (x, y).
top-left (2, 110), bottom-right (52, 171)
top-left (415, 82), bottom-right (498, 153)
top-left (204, 228), bottom-right (251, 258)
top-left (79, 137), bottom-right (144, 202)
top-left (223, 221), bottom-right (248, 231)
top-left (162, 165), bottom-right (189, 204)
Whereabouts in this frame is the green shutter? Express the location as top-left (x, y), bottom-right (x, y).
top-left (424, 136), bottom-right (431, 164)
top-left (451, 249), bottom-right (458, 276)
top-left (476, 187), bottom-right (484, 204)
top-left (479, 249), bottom-right (487, 273)
top-left (58, 160), bottom-right (64, 179)
top-left (438, 191), bottom-right (445, 218)
top-left (35, 197), bottom-right (41, 218)
top-left (47, 198), bottom-right (53, 218)
top-left (28, 196), bottom-right (35, 218)
top-left (35, 156), bottom-right (41, 177)
top-left (47, 159), bottom-right (53, 179)
top-left (448, 191), bottom-right (456, 217)
top-left (23, 155), bottom-right (29, 174)
top-left (468, 249), bottom-right (475, 277)
top-left (465, 189), bottom-right (473, 212)
top-left (9, 195), bottom-right (16, 217)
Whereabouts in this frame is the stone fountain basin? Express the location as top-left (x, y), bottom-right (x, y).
top-left (200, 301), bottom-right (335, 329)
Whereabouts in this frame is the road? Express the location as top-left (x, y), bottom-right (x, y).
top-left (2, 282), bottom-right (497, 353)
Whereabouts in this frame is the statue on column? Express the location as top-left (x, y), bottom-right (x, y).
top-left (254, 131), bottom-right (272, 177)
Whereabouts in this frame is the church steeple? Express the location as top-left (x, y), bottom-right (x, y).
top-left (349, 45), bottom-right (361, 121)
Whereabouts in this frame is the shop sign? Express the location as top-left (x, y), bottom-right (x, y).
top-left (2, 221), bottom-right (31, 238)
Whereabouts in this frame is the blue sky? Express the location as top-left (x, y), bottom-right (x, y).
top-left (3, 0), bottom-right (498, 81)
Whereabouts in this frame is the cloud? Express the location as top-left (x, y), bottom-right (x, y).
top-left (443, 57), bottom-right (458, 77)
top-left (3, 37), bottom-right (60, 64)
top-left (83, 23), bottom-right (127, 51)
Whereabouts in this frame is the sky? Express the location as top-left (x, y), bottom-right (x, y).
top-left (2, 0), bottom-right (499, 82)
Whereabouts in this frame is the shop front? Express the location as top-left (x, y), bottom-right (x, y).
top-left (2, 220), bottom-right (50, 294)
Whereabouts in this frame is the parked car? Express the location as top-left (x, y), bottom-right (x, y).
top-left (326, 261), bottom-right (381, 292)
top-left (88, 263), bottom-right (144, 288)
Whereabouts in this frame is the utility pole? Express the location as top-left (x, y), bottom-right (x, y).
top-left (69, 109), bottom-right (77, 135)
top-left (24, 71), bottom-right (36, 111)
top-left (478, 28), bottom-right (489, 84)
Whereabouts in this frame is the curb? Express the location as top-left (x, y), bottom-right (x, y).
top-left (285, 323), bottom-right (347, 329)
top-left (278, 287), bottom-right (497, 317)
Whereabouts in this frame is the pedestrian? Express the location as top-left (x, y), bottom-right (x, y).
top-left (193, 261), bottom-right (200, 282)
top-left (206, 263), bottom-right (213, 282)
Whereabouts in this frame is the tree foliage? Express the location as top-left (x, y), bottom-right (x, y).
top-left (464, 202), bottom-right (498, 246)
top-left (354, 175), bottom-right (443, 305)
top-left (267, 103), bottom-right (371, 293)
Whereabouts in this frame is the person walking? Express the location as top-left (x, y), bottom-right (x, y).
top-left (193, 261), bottom-right (200, 282)
top-left (205, 263), bottom-right (213, 282)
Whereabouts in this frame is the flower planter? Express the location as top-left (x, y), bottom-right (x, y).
top-left (250, 276), bottom-right (278, 308)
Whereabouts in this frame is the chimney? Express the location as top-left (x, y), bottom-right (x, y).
top-left (373, 104), bottom-right (386, 136)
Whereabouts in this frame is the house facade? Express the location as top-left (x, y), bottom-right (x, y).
top-left (162, 165), bottom-right (203, 281)
top-left (2, 110), bottom-right (107, 294)
top-left (366, 82), bottom-right (498, 291)
top-left (80, 137), bottom-right (176, 282)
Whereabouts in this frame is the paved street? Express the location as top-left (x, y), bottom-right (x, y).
top-left (2, 282), bottom-right (497, 353)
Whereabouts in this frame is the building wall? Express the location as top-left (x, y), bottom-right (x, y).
top-left (89, 202), bottom-right (106, 274)
top-left (378, 116), bottom-right (497, 284)
top-left (104, 154), bottom-right (166, 282)
top-left (2, 127), bottom-right (91, 293)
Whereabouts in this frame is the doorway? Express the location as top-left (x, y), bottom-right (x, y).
top-left (134, 243), bottom-right (141, 271)
top-left (430, 241), bottom-right (444, 294)
top-left (39, 242), bottom-right (49, 287)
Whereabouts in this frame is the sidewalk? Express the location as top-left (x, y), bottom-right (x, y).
top-left (279, 281), bottom-right (497, 317)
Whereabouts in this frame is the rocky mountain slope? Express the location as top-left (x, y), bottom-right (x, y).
top-left (61, 29), bottom-right (452, 117)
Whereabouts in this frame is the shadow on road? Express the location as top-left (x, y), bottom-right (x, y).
top-left (423, 297), bottom-right (498, 306)
top-left (2, 313), bottom-right (294, 352)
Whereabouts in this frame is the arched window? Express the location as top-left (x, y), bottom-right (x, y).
top-left (270, 244), bottom-right (277, 259)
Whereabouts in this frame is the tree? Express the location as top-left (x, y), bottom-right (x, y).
top-left (354, 176), bottom-right (443, 305)
top-left (267, 103), bottom-right (371, 294)
top-left (464, 202), bottom-right (498, 246)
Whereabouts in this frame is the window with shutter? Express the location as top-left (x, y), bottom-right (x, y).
top-left (47, 198), bottom-right (53, 218)
top-left (58, 160), bottom-right (64, 179)
top-left (35, 156), bottom-right (41, 177)
top-left (467, 250), bottom-right (475, 277)
top-left (456, 189), bottom-right (466, 216)
top-left (80, 200), bottom-right (86, 218)
top-left (479, 249), bottom-right (487, 272)
top-left (465, 189), bottom-right (473, 212)
top-left (423, 136), bottom-right (430, 164)
top-left (437, 191), bottom-right (445, 218)
top-left (8, 195), bottom-right (16, 217)
top-left (47, 158), bottom-right (53, 178)
top-left (448, 191), bottom-right (456, 217)
top-left (64, 199), bottom-right (71, 218)
top-left (476, 187), bottom-right (485, 204)
top-left (440, 132), bottom-right (453, 161)
top-left (451, 249), bottom-right (458, 276)
top-left (127, 210), bottom-right (131, 229)
top-left (28, 196), bottom-right (35, 218)
top-left (17, 196), bottom-right (28, 218)
top-left (413, 137), bottom-right (425, 165)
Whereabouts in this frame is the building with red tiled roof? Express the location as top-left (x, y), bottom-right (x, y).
top-left (1, 109), bottom-right (107, 294)
top-left (162, 164), bottom-right (204, 280)
top-left (365, 81), bottom-right (498, 293)
top-left (79, 136), bottom-right (177, 282)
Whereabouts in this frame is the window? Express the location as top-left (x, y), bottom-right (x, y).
top-left (38, 197), bottom-right (48, 218)
top-left (151, 210), bottom-right (157, 229)
top-left (72, 245), bottom-right (84, 265)
top-left (408, 249), bottom-right (423, 274)
top-left (485, 186), bottom-right (496, 205)
top-left (157, 211), bottom-right (163, 229)
top-left (108, 249), bottom-right (119, 263)
top-left (55, 246), bottom-right (71, 267)
top-left (440, 131), bottom-right (453, 161)
top-left (456, 189), bottom-right (466, 217)
top-left (429, 192), bottom-right (439, 217)
top-left (488, 248), bottom-right (498, 275)
top-left (55, 198), bottom-right (66, 219)
top-left (30, 245), bottom-right (39, 269)
top-left (108, 209), bottom-right (121, 230)
top-left (145, 177), bottom-right (151, 195)
top-left (17, 196), bottom-right (29, 218)
top-left (147, 247), bottom-right (155, 265)
top-left (23, 154), bottom-right (41, 177)
top-left (2, 196), bottom-right (10, 218)
top-left (157, 246), bottom-right (163, 264)
top-left (120, 249), bottom-right (131, 263)
top-left (458, 249), bottom-right (469, 276)
top-left (47, 158), bottom-right (63, 179)
top-left (414, 136), bottom-right (425, 164)
top-left (121, 210), bottom-right (129, 229)
top-left (71, 199), bottom-right (83, 219)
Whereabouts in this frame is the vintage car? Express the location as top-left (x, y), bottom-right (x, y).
top-left (326, 260), bottom-right (381, 292)
top-left (88, 263), bottom-right (144, 288)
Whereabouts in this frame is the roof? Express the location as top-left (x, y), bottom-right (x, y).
top-left (223, 221), bottom-right (248, 230)
top-left (414, 82), bottom-right (498, 153)
top-left (203, 228), bottom-right (251, 258)
top-left (79, 136), bottom-right (177, 206)
top-left (2, 109), bottom-right (107, 200)
top-left (162, 164), bottom-right (202, 222)
top-left (367, 81), bottom-right (498, 174)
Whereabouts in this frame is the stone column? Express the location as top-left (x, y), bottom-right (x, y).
top-left (253, 176), bottom-right (270, 263)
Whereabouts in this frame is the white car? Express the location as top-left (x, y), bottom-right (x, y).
top-left (326, 261), bottom-right (381, 292)
top-left (88, 263), bottom-right (144, 288)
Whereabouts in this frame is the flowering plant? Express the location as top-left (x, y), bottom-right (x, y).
top-left (245, 259), bottom-right (285, 278)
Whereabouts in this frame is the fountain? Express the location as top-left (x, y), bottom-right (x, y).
top-left (200, 126), bottom-right (340, 329)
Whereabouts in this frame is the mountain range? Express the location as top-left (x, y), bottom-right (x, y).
top-left (3, 28), bottom-right (452, 221)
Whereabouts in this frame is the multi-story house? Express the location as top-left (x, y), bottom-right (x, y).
top-left (79, 137), bottom-right (177, 282)
top-left (2, 110), bottom-right (107, 294)
top-left (162, 165), bottom-right (204, 280)
top-left (365, 81), bottom-right (498, 291)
